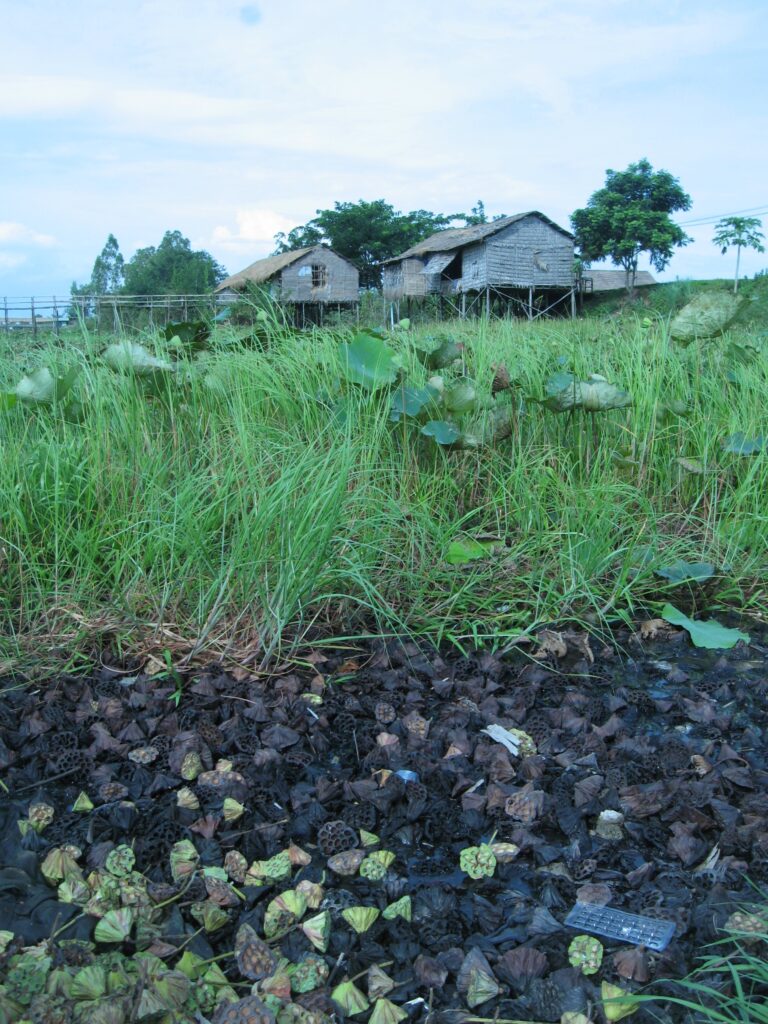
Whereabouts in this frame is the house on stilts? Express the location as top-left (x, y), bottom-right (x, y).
top-left (215, 245), bottom-right (359, 325)
top-left (382, 212), bottom-right (576, 319)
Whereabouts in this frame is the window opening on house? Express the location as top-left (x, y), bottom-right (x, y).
top-left (311, 264), bottom-right (327, 288)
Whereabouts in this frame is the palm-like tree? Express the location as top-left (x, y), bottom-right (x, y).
top-left (713, 216), bottom-right (765, 293)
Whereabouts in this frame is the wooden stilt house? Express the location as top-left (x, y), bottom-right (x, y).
top-left (382, 211), bottom-right (576, 317)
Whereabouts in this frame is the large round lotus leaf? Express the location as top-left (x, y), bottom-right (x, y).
top-left (723, 432), bottom-right (765, 455)
top-left (104, 343), bottom-right (174, 376)
top-left (15, 365), bottom-right (81, 405)
top-left (341, 332), bottom-right (399, 390)
top-left (661, 603), bottom-right (749, 649)
top-left (444, 379), bottom-right (477, 414)
top-left (421, 420), bottom-right (461, 445)
top-left (390, 384), bottom-right (440, 421)
top-left (670, 292), bottom-right (741, 343)
top-left (544, 379), bottom-right (631, 413)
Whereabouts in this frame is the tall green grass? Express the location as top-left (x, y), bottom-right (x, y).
top-left (0, 310), bottom-right (765, 669)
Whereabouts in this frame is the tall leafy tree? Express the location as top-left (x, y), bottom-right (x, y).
top-left (571, 159), bottom-right (692, 291)
top-left (122, 230), bottom-right (227, 294)
top-left (712, 216), bottom-right (765, 293)
top-left (71, 233), bottom-right (125, 299)
top-left (274, 199), bottom-right (473, 288)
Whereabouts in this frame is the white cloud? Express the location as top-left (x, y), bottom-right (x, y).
top-left (0, 252), bottom-right (27, 270)
top-left (0, 222), bottom-right (57, 247)
top-left (210, 208), bottom-right (297, 250)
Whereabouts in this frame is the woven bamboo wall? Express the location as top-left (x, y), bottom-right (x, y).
top-left (280, 249), bottom-right (359, 302)
top-left (484, 216), bottom-right (573, 288)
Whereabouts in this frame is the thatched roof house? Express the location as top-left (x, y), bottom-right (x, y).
top-left (382, 212), bottom-right (574, 300)
top-left (585, 270), bottom-right (657, 292)
top-left (215, 245), bottom-right (359, 304)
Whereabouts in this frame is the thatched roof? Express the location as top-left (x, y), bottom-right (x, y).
top-left (215, 245), bottom-right (346, 292)
top-left (587, 270), bottom-right (656, 291)
top-left (383, 212), bottom-right (573, 264)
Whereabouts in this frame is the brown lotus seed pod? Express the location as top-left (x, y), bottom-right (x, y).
top-left (317, 819), bottom-right (358, 857)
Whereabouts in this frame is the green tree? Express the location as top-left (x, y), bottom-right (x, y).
top-left (71, 233), bottom-right (125, 302)
top-left (571, 159), bottom-right (692, 291)
top-left (712, 216), bottom-right (765, 293)
top-left (123, 230), bottom-right (227, 294)
top-left (273, 199), bottom-right (467, 288)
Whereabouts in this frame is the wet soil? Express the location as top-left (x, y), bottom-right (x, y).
top-left (1, 624), bottom-right (767, 1022)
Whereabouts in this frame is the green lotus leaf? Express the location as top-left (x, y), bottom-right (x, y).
top-left (723, 432), bottom-right (765, 455)
top-left (444, 378), bottom-right (477, 414)
top-left (661, 603), bottom-right (749, 649)
top-left (466, 966), bottom-right (500, 1008)
top-left (421, 419), bottom-right (461, 445)
top-left (0, 932), bottom-right (13, 954)
top-left (151, 969), bottom-right (190, 1010)
top-left (94, 908), bottom-right (135, 944)
top-left (15, 364), bottom-right (81, 405)
top-left (417, 337), bottom-right (463, 370)
top-left (176, 951), bottom-right (206, 981)
top-left (655, 560), bottom-right (714, 584)
top-left (446, 536), bottom-right (498, 565)
top-left (332, 980), bottom-right (370, 1016)
top-left (670, 291), bottom-right (741, 343)
top-left (601, 982), bottom-right (640, 1021)
top-left (341, 332), bottom-right (399, 390)
top-left (57, 876), bottom-right (91, 904)
top-left (359, 829), bottom-right (379, 847)
top-left (341, 906), bottom-right (380, 934)
top-left (103, 342), bottom-right (174, 376)
top-left (41, 847), bottom-right (82, 884)
top-left (259, 850), bottom-right (293, 882)
top-left (382, 895), bottom-right (412, 922)
top-left (301, 910), bottom-right (331, 952)
top-left (169, 839), bottom-right (199, 883)
top-left (190, 900), bottom-right (229, 933)
top-left (390, 384), bottom-right (440, 421)
top-left (72, 792), bottom-right (94, 812)
top-left (369, 997), bottom-right (409, 1024)
top-left (71, 965), bottom-right (107, 1000)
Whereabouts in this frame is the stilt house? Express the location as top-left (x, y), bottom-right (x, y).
top-left (382, 212), bottom-right (575, 312)
top-left (215, 245), bottom-right (359, 306)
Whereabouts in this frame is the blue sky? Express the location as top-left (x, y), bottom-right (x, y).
top-left (1, 0), bottom-right (767, 296)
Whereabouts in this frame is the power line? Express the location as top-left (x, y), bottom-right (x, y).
top-left (677, 204), bottom-right (768, 227)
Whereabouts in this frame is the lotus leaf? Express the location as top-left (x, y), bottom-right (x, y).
top-left (71, 965), bottom-right (107, 1000)
top-left (15, 365), bottom-right (81, 406)
top-left (41, 847), bottom-right (82, 884)
top-left (359, 829), bottom-right (379, 847)
top-left (601, 982), bottom-right (639, 1021)
top-left (94, 908), bottom-right (134, 944)
top-left (670, 291), bottom-right (741, 343)
top-left (332, 980), bottom-right (370, 1016)
top-left (170, 839), bottom-right (199, 883)
top-left (341, 332), bottom-right (399, 390)
top-left (382, 895), bottom-right (412, 922)
top-left (444, 378), bottom-right (477, 414)
top-left (190, 900), bottom-right (229, 932)
top-left (103, 342), bottom-right (174, 376)
top-left (656, 561), bottom-right (715, 584)
top-left (723, 432), bottom-right (765, 455)
top-left (389, 384), bottom-right (440, 421)
top-left (301, 910), bottom-right (331, 951)
top-left (662, 603), bottom-right (749, 649)
top-left (341, 906), bottom-right (380, 934)
top-left (72, 792), bottom-right (94, 812)
top-left (369, 998), bottom-right (408, 1024)
top-left (421, 419), bottom-right (461, 445)
top-left (446, 536), bottom-right (498, 565)
top-left (418, 337), bottom-right (463, 370)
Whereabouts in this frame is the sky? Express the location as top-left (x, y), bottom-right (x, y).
top-left (1, 0), bottom-right (767, 296)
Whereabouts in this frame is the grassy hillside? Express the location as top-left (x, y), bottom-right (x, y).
top-left (0, 307), bottom-right (766, 671)
top-left (583, 274), bottom-right (768, 329)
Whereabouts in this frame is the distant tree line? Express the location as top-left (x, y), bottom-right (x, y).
top-left (273, 199), bottom-right (505, 287)
top-left (73, 168), bottom-right (764, 303)
top-left (71, 230), bottom-right (227, 300)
